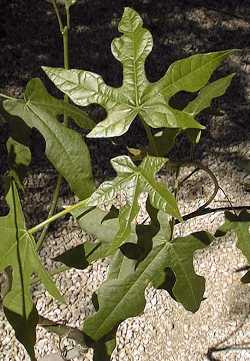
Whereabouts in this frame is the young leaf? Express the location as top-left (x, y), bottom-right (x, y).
top-left (3, 78), bottom-right (95, 199)
top-left (0, 180), bottom-right (64, 360)
top-left (87, 155), bottom-right (181, 254)
top-left (43, 8), bottom-right (234, 138)
top-left (83, 229), bottom-right (213, 342)
top-left (215, 210), bottom-right (250, 282)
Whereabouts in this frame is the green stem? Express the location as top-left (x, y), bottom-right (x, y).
top-left (140, 117), bottom-right (158, 156)
top-left (169, 167), bottom-right (180, 241)
top-left (36, 178), bottom-right (62, 250)
top-left (63, 26), bottom-right (69, 71)
top-left (37, 2), bottom-right (71, 251)
top-left (65, 4), bottom-right (71, 29)
top-left (52, 0), bottom-right (64, 33)
top-left (62, 25), bottom-right (70, 126)
top-left (29, 199), bottom-right (90, 235)
top-left (0, 93), bottom-right (16, 100)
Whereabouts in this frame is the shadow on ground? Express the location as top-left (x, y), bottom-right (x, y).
top-left (0, 0), bottom-right (249, 177)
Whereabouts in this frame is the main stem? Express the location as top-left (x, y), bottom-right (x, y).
top-left (140, 117), bottom-right (159, 156)
top-left (37, 2), bottom-right (70, 251)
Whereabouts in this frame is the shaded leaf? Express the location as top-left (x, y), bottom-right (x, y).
top-left (55, 206), bottom-right (138, 269)
top-left (54, 241), bottom-right (103, 269)
top-left (7, 137), bottom-right (31, 168)
top-left (43, 8), bottom-right (234, 138)
top-left (83, 228), bottom-right (213, 342)
top-left (3, 78), bottom-right (95, 199)
top-left (215, 210), bottom-right (250, 282)
top-left (149, 129), bottom-right (180, 156)
top-left (0, 180), bottom-right (63, 360)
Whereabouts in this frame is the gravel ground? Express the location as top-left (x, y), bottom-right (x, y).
top-left (0, 1), bottom-right (250, 361)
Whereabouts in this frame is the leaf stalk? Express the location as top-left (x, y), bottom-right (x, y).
top-left (29, 199), bottom-right (89, 235)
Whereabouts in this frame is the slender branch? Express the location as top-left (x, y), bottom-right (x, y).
top-left (36, 178), bottom-right (63, 250)
top-left (219, 185), bottom-right (237, 215)
top-left (206, 313), bottom-right (250, 360)
top-left (38, 315), bottom-right (87, 348)
top-left (37, 1), bottom-right (71, 251)
top-left (177, 168), bottom-right (199, 189)
top-left (52, 0), bottom-right (64, 33)
top-left (176, 205), bottom-right (250, 225)
top-left (65, 4), bottom-right (71, 29)
top-left (28, 199), bottom-right (90, 235)
top-left (169, 166), bottom-right (180, 241)
top-left (0, 93), bottom-right (16, 101)
top-left (171, 161), bottom-right (220, 211)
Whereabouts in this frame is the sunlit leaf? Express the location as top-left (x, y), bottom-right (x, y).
top-left (0, 180), bottom-right (64, 360)
top-left (43, 8), bottom-right (234, 138)
top-left (183, 73), bottom-right (235, 144)
top-left (3, 78), bottom-right (95, 199)
top-left (85, 155), bottom-right (181, 254)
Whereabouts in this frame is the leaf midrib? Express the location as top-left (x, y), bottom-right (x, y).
top-left (160, 52), bottom-right (229, 95)
top-left (88, 243), bottom-right (166, 340)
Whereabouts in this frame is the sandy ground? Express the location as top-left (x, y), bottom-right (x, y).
top-left (0, 1), bottom-right (250, 360)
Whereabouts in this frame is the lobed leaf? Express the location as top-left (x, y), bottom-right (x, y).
top-left (85, 155), bottom-right (181, 254)
top-left (0, 180), bottom-right (64, 360)
top-left (183, 73), bottom-right (235, 144)
top-left (215, 210), bottom-right (250, 282)
top-left (3, 78), bottom-right (95, 199)
top-left (83, 228), bottom-right (213, 342)
top-left (43, 7), bottom-right (234, 138)
top-left (7, 137), bottom-right (31, 168)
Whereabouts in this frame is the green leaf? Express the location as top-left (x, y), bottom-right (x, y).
top-left (3, 78), bottom-right (95, 199)
top-left (184, 74), bottom-right (235, 117)
top-left (0, 180), bottom-right (64, 360)
top-left (7, 137), bottom-right (31, 168)
top-left (54, 241), bottom-right (105, 269)
top-left (215, 210), bottom-right (250, 282)
top-left (42, 8), bottom-right (234, 138)
top-left (149, 129), bottom-right (180, 156)
top-left (86, 155), bottom-right (181, 254)
top-left (183, 73), bottom-right (235, 144)
top-left (59, 207), bottom-right (138, 267)
top-left (83, 229), bottom-right (213, 342)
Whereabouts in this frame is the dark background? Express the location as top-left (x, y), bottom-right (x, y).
top-left (0, 0), bottom-right (249, 187)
